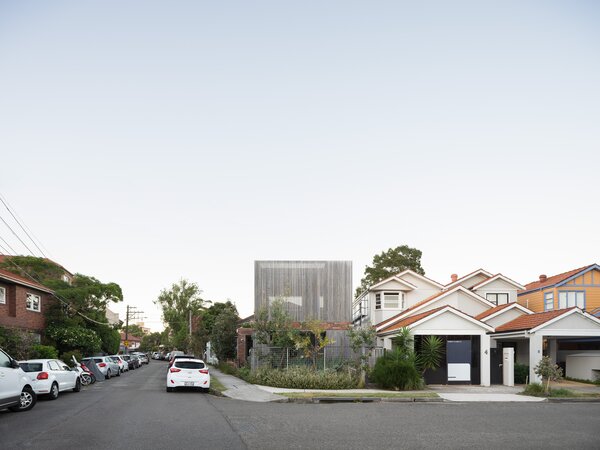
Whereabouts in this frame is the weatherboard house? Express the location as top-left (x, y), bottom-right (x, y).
top-left (361, 269), bottom-right (600, 385)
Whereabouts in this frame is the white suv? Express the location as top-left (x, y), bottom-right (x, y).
top-left (0, 348), bottom-right (37, 412)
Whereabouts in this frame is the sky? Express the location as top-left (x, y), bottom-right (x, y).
top-left (1, 1), bottom-right (599, 331)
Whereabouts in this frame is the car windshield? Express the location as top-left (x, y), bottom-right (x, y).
top-left (20, 362), bottom-right (43, 372)
top-left (174, 361), bottom-right (205, 369)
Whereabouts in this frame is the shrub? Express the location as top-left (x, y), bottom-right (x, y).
top-left (30, 345), bottom-right (58, 359)
top-left (0, 326), bottom-right (38, 359)
top-left (60, 350), bottom-right (83, 367)
top-left (217, 362), bottom-right (240, 376)
top-left (247, 367), bottom-right (358, 389)
top-left (514, 363), bottom-right (529, 384)
top-left (371, 350), bottom-right (423, 390)
top-left (522, 382), bottom-right (545, 396)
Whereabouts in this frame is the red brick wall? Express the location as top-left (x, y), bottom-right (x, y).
top-left (0, 281), bottom-right (53, 333)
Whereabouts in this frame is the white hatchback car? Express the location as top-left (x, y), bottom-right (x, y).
top-left (19, 359), bottom-right (81, 399)
top-left (0, 348), bottom-right (37, 412)
top-left (166, 358), bottom-right (210, 392)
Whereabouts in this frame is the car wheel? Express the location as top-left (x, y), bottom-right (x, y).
top-left (9, 386), bottom-right (37, 412)
top-left (73, 378), bottom-right (82, 392)
top-left (49, 382), bottom-right (59, 400)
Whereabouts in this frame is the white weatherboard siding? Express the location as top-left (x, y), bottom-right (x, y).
top-left (400, 272), bottom-right (442, 305)
top-left (424, 290), bottom-right (490, 317)
top-left (473, 278), bottom-right (520, 304)
top-left (454, 273), bottom-right (489, 289)
top-left (484, 308), bottom-right (528, 328)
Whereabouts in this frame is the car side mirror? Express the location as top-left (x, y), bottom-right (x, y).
top-left (10, 359), bottom-right (20, 369)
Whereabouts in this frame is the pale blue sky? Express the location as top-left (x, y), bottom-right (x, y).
top-left (1, 1), bottom-right (599, 329)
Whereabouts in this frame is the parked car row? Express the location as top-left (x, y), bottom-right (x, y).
top-left (0, 347), bottom-right (152, 414)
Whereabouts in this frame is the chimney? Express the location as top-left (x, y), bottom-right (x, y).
top-left (451, 274), bottom-right (458, 283)
top-left (539, 274), bottom-right (547, 283)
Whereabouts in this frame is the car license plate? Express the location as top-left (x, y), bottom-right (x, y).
top-left (184, 381), bottom-right (195, 386)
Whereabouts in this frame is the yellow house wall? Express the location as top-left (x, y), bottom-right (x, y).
top-left (519, 269), bottom-right (600, 313)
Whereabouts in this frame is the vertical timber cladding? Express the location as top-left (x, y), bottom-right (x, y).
top-left (254, 261), bottom-right (352, 322)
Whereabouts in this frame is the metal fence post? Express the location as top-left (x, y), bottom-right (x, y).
top-left (286, 347), bottom-right (289, 370)
top-left (324, 347), bottom-right (326, 370)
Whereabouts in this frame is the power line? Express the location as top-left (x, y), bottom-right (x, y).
top-left (0, 213), bottom-right (38, 256)
top-left (0, 234), bottom-right (19, 255)
top-left (0, 193), bottom-right (47, 258)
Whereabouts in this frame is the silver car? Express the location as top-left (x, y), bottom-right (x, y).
top-left (82, 357), bottom-right (120, 379)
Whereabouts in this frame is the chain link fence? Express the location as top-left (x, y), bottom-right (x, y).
top-left (250, 345), bottom-right (385, 371)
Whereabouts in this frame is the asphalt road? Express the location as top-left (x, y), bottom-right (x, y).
top-left (1, 361), bottom-right (599, 449)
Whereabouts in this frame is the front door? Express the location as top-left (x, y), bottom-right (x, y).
top-left (490, 348), bottom-right (503, 384)
top-left (447, 339), bottom-right (471, 383)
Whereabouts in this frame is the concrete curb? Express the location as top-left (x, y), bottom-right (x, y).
top-left (284, 396), bottom-right (444, 404)
top-left (546, 397), bottom-right (600, 403)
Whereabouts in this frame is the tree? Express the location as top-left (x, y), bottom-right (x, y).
top-left (155, 279), bottom-right (207, 352)
top-left (140, 332), bottom-right (163, 352)
top-left (253, 298), bottom-right (297, 348)
top-left (293, 320), bottom-right (334, 370)
top-left (210, 306), bottom-right (239, 361)
top-left (347, 326), bottom-right (377, 387)
top-left (534, 356), bottom-right (563, 393)
top-left (194, 301), bottom-right (237, 354)
top-left (124, 324), bottom-right (147, 338)
top-left (357, 245), bottom-right (425, 297)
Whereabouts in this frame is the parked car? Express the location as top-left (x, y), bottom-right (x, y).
top-left (0, 347), bottom-right (37, 412)
top-left (152, 352), bottom-right (160, 360)
top-left (122, 354), bottom-right (140, 369)
top-left (18, 359), bottom-right (81, 399)
top-left (109, 355), bottom-right (129, 373)
top-left (168, 354), bottom-right (196, 369)
top-left (166, 358), bottom-right (210, 392)
top-left (132, 352), bottom-right (149, 364)
top-left (82, 356), bottom-right (120, 379)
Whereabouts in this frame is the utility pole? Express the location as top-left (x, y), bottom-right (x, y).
top-left (124, 305), bottom-right (145, 354)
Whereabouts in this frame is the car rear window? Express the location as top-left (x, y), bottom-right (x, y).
top-left (174, 361), bottom-right (205, 369)
top-left (20, 362), bottom-right (43, 372)
top-left (93, 358), bottom-right (103, 363)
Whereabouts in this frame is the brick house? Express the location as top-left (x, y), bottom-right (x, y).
top-left (0, 268), bottom-right (55, 338)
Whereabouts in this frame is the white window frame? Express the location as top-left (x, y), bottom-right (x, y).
top-left (0, 286), bottom-right (5, 305)
top-left (26, 293), bottom-right (41, 312)
top-left (375, 293), bottom-right (381, 310)
top-left (558, 291), bottom-right (585, 310)
top-left (382, 292), bottom-right (404, 309)
top-left (486, 293), bottom-right (509, 306)
top-left (544, 292), bottom-right (554, 311)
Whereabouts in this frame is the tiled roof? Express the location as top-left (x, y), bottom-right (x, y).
top-left (495, 308), bottom-right (577, 332)
top-left (521, 265), bottom-right (593, 293)
top-left (0, 268), bottom-right (54, 293)
top-left (474, 303), bottom-right (515, 320)
top-left (378, 306), bottom-right (447, 333)
top-left (444, 268), bottom-right (492, 287)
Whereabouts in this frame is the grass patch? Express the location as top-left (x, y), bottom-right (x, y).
top-left (209, 376), bottom-right (227, 394)
top-left (281, 392), bottom-right (438, 399)
top-left (564, 376), bottom-right (600, 386)
top-left (521, 382), bottom-right (600, 398)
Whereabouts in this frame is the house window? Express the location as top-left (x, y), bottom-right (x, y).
top-left (0, 287), bottom-right (5, 304)
top-left (26, 293), bottom-right (41, 312)
top-left (558, 291), bottom-right (585, 310)
top-left (544, 292), bottom-right (554, 311)
top-left (383, 292), bottom-right (403, 309)
top-left (486, 293), bottom-right (509, 306)
top-left (375, 294), bottom-right (381, 310)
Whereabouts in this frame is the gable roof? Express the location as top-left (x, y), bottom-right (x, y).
top-left (445, 268), bottom-right (494, 289)
top-left (379, 305), bottom-right (495, 334)
top-left (369, 275), bottom-right (418, 291)
top-left (470, 274), bottom-right (525, 291)
top-left (375, 285), bottom-right (494, 331)
top-left (474, 303), bottom-right (532, 321)
top-left (494, 308), bottom-right (577, 333)
top-left (519, 265), bottom-right (596, 294)
top-left (395, 269), bottom-right (445, 289)
top-left (0, 268), bottom-right (54, 294)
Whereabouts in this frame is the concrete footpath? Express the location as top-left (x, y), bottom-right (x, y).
top-left (210, 369), bottom-right (551, 403)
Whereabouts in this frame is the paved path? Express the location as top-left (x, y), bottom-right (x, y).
top-left (210, 368), bottom-right (287, 402)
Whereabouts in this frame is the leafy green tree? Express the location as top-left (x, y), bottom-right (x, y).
top-left (210, 306), bottom-right (240, 361)
top-left (124, 324), bottom-right (146, 338)
top-left (0, 255), bottom-right (64, 283)
top-left (348, 326), bottom-right (377, 386)
top-left (193, 301), bottom-right (237, 354)
top-left (253, 298), bottom-right (297, 348)
top-left (293, 320), bottom-right (334, 370)
top-left (140, 332), bottom-right (163, 352)
top-left (155, 279), bottom-right (207, 352)
top-left (357, 245), bottom-right (425, 297)
top-left (534, 355), bottom-right (564, 393)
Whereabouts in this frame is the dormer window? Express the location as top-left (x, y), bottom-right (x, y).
top-left (486, 293), bottom-right (509, 306)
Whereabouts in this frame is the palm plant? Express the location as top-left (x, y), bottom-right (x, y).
top-left (416, 335), bottom-right (443, 375)
top-left (390, 327), bottom-right (414, 357)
